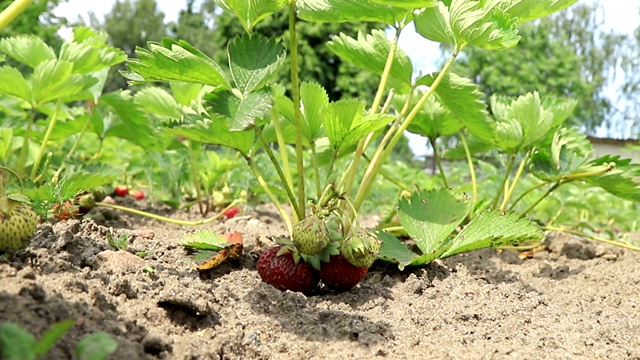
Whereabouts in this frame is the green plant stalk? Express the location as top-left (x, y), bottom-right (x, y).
top-left (543, 225), bottom-right (640, 252)
top-left (288, 0), bottom-right (305, 221)
top-left (0, 0), bottom-right (31, 31)
top-left (96, 199), bottom-right (241, 226)
top-left (361, 153), bottom-right (412, 193)
top-left (518, 182), bottom-right (561, 218)
top-left (310, 143), bottom-right (322, 199)
top-left (270, 106), bottom-right (293, 192)
top-left (459, 134), bottom-right (477, 212)
top-left (352, 45), bottom-right (462, 213)
top-left (500, 150), bottom-right (531, 212)
top-left (508, 180), bottom-right (550, 211)
top-left (245, 156), bottom-right (293, 234)
top-left (429, 137), bottom-right (449, 188)
top-left (186, 143), bottom-right (205, 215)
top-left (340, 26), bottom-right (403, 197)
top-left (255, 126), bottom-right (301, 218)
top-left (30, 100), bottom-right (62, 180)
top-left (490, 153), bottom-right (516, 210)
top-left (52, 108), bottom-right (96, 184)
top-left (16, 109), bottom-right (36, 177)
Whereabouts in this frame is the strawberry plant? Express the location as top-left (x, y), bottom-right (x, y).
top-left (122, 0), bottom-right (637, 281)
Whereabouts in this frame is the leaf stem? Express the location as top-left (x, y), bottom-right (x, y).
top-left (0, 0), bottom-right (31, 32)
top-left (31, 100), bottom-right (62, 180)
top-left (491, 153), bottom-right (516, 210)
top-left (459, 134), bottom-right (477, 213)
top-left (518, 182), bottom-right (561, 218)
top-left (288, 0), bottom-right (305, 221)
top-left (542, 226), bottom-right (640, 252)
top-left (429, 137), bottom-right (449, 188)
top-left (500, 150), bottom-right (531, 212)
top-left (244, 155), bottom-right (293, 235)
top-left (186, 142), bottom-right (205, 215)
top-left (310, 143), bottom-right (322, 199)
top-left (96, 199), bottom-right (241, 226)
top-left (254, 126), bottom-right (301, 219)
top-left (339, 26), bottom-right (403, 197)
top-left (17, 109), bottom-right (36, 177)
top-left (271, 105), bottom-right (293, 192)
top-left (352, 45), bottom-right (462, 214)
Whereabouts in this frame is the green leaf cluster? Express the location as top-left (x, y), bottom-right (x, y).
top-left (380, 188), bottom-right (544, 269)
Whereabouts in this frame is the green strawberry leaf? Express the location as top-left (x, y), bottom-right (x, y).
top-left (0, 323), bottom-right (37, 360)
top-left (227, 34), bottom-right (286, 95)
top-left (170, 82), bottom-right (204, 106)
top-left (134, 86), bottom-right (184, 118)
top-left (323, 98), bottom-right (365, 149)
top-left (338, 113), bottom-right (394, 154)
top-left (530, 128), bottom-right (592, 181)
top-left (0, 66), bottom-right (31, 103)
top-left (414, 0), bottom-right (520, 49)
top-left (327, 29), bottom-right (413, 86)
top-left (206, 89), bottom-right (272, 131)
top-left (179, 230), bottom-right (231, 250)
top-left (300, 81), bottom-right (329, 143)
top-left (583, 155), bottom-right (640, 202)
top-left (31, 59), bottom-right (97, 105)
top-left (367, 0), bottom-right (437, 9)
top-left (34, 320), bottom-right (75, 356)
top-left (505, 0), bottom-right (578, 24)
top-left (395, 93), bottom-right (462, 139)
top-left (60, 27), bottom-right (126, 75)
top-left (214, 0), bottom-right (287, 33)
top-left (491, 92), bottom-right (562, 152)
top-left (297, 0), bottom-right (408, 25)
top-left (377, 230), bottom-right (419, 270)
top-left (0, 35), bottom-right (56, 68)
top-left (100, 91), bottom-right (159, 150)
top-left (164, 114), bottom-right (255, 155)
top-left (441, 209), bottom-right (544, 258)
top-left (398, 188), bottom-right (471, 255)
top-left (416, 72), bottom-right (493, 143)
top-left (413, 2), bottom-right (455, 45)
top-left (124, 39), bottom-right (230, 88)
top-left (75, 333), bottom-right (118, 360)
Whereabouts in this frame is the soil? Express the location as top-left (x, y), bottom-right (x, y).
top-left (1, 197), bottom-right (639, 360)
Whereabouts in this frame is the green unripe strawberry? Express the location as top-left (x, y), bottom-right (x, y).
top-left (0, 198), bottom-right (38, 252)
top-left (341, 228), bottom-right (381, 268)
top-left (292, 215), bottom-right (331, 256)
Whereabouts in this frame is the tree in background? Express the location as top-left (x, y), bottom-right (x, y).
top-left (621, 11), bottom-right (640, 135)
top-left (94, 0), bottom-right (167, 91)
top-left (450, 1), bottom-right (625, 133)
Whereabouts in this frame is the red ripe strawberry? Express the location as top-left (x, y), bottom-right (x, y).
top-left (113, 185), bottom-right (129, 197)
top-left (318, 254), bottom-right (368, 292)
top-left (130, 189), bottom-right (145, 200)
top-left (224, 207), bottom-right (240, 219)
top-left (257, 246), bottom-right (319, 293)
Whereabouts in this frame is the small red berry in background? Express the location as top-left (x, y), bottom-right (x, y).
top-left (224, 207), bottom-right (240, 219)
top-left (130, 190), bottom-right (145, 200)
top-left (113, 185), bottom-right (129, 197)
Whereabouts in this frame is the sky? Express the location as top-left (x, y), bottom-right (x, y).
top-left (52, 0), bottom-right (640, 156)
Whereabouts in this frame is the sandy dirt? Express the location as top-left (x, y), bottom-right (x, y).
top-left (1, 198), bottom-right (639, 360)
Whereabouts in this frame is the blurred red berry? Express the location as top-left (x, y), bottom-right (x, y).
top-left (224, 207), bottom-right (240, 219)
top-left (114, 185), bottom-right (129, 197)
top-left (130, 190), bottom-right (145, 200)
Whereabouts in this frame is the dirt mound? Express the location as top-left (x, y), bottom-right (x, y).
top-left (1, 205), bottom-right (638, 359)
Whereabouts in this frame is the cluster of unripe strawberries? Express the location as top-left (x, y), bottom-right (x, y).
top-left (257, 215), bottom-right (381, 293)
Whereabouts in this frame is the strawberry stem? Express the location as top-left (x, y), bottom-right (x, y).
top-left (96, 199), bottom-right (242, 226)
top-left (0, 0), bottom-right (31, 31)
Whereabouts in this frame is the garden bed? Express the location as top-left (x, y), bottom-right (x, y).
top-left (1, 200), bottom-right (639, 359)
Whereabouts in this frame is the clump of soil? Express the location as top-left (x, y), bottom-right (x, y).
top-left (1, 201), bottom-right (639, 359)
